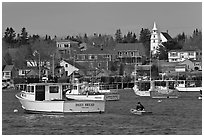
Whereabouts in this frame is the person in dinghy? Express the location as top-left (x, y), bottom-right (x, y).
top-left (136, 102), bottom-right (145, 111)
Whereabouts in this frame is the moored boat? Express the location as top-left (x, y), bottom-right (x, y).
top-left (15, 83), bottom-right (105, 113)
top-left (130, 109), bottom-right (152, 115)
top-left (150, 80), bottom-right (179, 98)
top-left (133, 80), bottom-right (151, 97)
top-left (175, 80), bottom-right (202, 92)
top-left (66, 82), bottom-right (120, 101)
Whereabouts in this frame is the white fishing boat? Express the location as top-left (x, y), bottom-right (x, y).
top-left (133, 80), bottom-right (151, 96)
top-left (133, 80), bottom-right (179, 98)
top-left (66, 82), bottom-right (120, 101)
top-left (150, 80), bottom-right (179, 98)
top-left (65, 82), bottom-right (105, 101)
top-left (93, 83), bottom-right (120, 101)
top-left (175, 80), bottom-right (202, 92)
top-left (15, 83), bottom-right (105, 114)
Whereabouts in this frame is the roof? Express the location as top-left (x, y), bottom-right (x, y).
top-left (169, 48), bottom-right (201, 52)
top-left (26, 69), bottom-right (39, 76)
top-left (62, 59), bottom-right (86, 70)
top-left (3, 65), bottom-right (14, 72)
top-left (78, 46), bottom-right (114, 55)
top-left (160, 32), bottom-right (173, 41)
top-left (56, 39), bottom-right (79, 44)
top-left (114, 43), bottom-right (146, 56)
top-left (158, 60), bottom-right (178, 66)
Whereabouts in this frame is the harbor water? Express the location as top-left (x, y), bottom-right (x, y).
top-left (2, 89), bottom-right (202, 135)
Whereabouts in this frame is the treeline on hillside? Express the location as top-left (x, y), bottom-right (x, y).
top-left (2, 27), bottom-right (202, 68)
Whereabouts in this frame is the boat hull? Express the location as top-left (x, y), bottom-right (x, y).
top-left (150, 89), bottom-right (179, 98)
top-left (66, 94), bottom-right (105, 101)
top-left (104, 94), bottom-right (120, 101)
top-left (133, 84), bottom-right (150, 97)
top-left (130, 109), bottom-right (152, 115)
top-left (66, 94), bottom-right (120, 101)
top-left (176, 87), bottom-right (202, 92)
top-left (16, 93), bottom-right (105, 113)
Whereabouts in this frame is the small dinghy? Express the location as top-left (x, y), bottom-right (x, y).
top-left (130, 109), bottom-right (152, 115)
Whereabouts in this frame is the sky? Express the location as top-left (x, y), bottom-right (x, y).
top-left (2, 2), bottom-right (202, 38)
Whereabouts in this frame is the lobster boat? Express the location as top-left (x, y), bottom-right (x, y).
top-left (15, 83), bottom-right (105, 114)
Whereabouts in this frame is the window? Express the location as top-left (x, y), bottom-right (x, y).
top-left (31, 86), bottom-right (34, 93)
top-left (118, 52), bottom-right (122, 57)
top-left (49, 86), bottom-right (59, 93)
top-left (81, 55), bottom-right (86, 60)
top-left (153, 40), bottom-right (155, 43)
top-left (189, 52), bottom-right (194, 56)
top-left (65, 64), bottom-right (68, 67)
top-left (89, 55), bottom-right (96, 60)
top-left (22, 70), bottom-right (25, 75)
top-left (27, 86), bottom-right (31, 92)
top-left (73, 86), bottom-right (77, 90)
top-left (65, 71), bottom-right (68, 76)
top-left (131, 52), bottom-right (134, 57)
top-left (170, 52), bottom-right (178, 57)
top-left (4, 72), bottom-right (10, 76)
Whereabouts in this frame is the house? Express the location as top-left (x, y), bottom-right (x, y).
top-left (76, 46), bottom-right (113, 70)
top-left (178, 59), bottom-right (202, 71)
top-left (168, 49), bottom-right (202, 62)
top-left (175, 64), bottom-right (187, 72)
top-left (114, 43), bottom-right (146, 65)
top-left (56, 40), bottom-right (79, 55)
top-left (2, 65), bottom-right (16, 81)
top-left (26, 60), bottom-right (51, 68)
top-left (60, 59), bottom-right (85, 77)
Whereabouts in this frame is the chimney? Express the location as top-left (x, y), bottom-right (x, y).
top-left (166, 30), bottom-right (168, 33)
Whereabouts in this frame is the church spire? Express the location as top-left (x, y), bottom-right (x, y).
top-left (152, 22), bottom-right (157, 31)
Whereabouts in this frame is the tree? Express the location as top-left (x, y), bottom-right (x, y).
top-left (3, 27), bottom-right (16, 44)
top-left (139, 28), bottom-right (151, 56)
top-left (115, 29), bottom-right (122, 43)
top-left (131, 33), bottom-right (137, 43)
top-left (4, 52), bottom-right (13, 65)
top-left (20, 27), bottom-right (29, 45)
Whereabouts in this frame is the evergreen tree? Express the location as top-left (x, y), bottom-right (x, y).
top-left (139, 28), bottom-right (151, 56)
top-left (3, 27), bottom-right (10, 42)
top-left (20, 27), bottom-right (28, 45)
top-left (131, 33), bottom-right (137, 43)
top-left (115, 29), bottom-right (122, 43)
top-left (3, 27), bottom-right (16, 44)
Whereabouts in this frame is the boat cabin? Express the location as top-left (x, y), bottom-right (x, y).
top-left (21, 83), bottom-right (73, 101)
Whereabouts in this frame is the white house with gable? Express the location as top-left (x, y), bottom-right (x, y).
top-left (60, 60), bottom-right (79, 76)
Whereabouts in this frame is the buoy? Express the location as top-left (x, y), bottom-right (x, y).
top-left (158, 100), bottom-right (162, 103)
top-left (14, 109), bottom-right (18, 113)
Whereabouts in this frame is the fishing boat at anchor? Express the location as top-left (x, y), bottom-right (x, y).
top-left (175, 80), bottom-right (202, 92)
top-left (15, 83), bottom-right (105, 114)
top-left (133, 80), bottom-right (179, 98)
top-left (66, 82), bottom-right (120, 101)
top-left (149, 80), bottom-right (179, 98)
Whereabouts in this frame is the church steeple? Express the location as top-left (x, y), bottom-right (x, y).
top-left (152, 22), bottom-right (157, 31)
top-left (150, 22), bottom-right (160, 55)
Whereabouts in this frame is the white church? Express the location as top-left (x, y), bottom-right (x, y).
top-left (150, 22), bottom-right (173, 55)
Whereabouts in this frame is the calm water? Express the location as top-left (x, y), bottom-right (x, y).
top-left (2, 89), bottom-right (202, 135)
